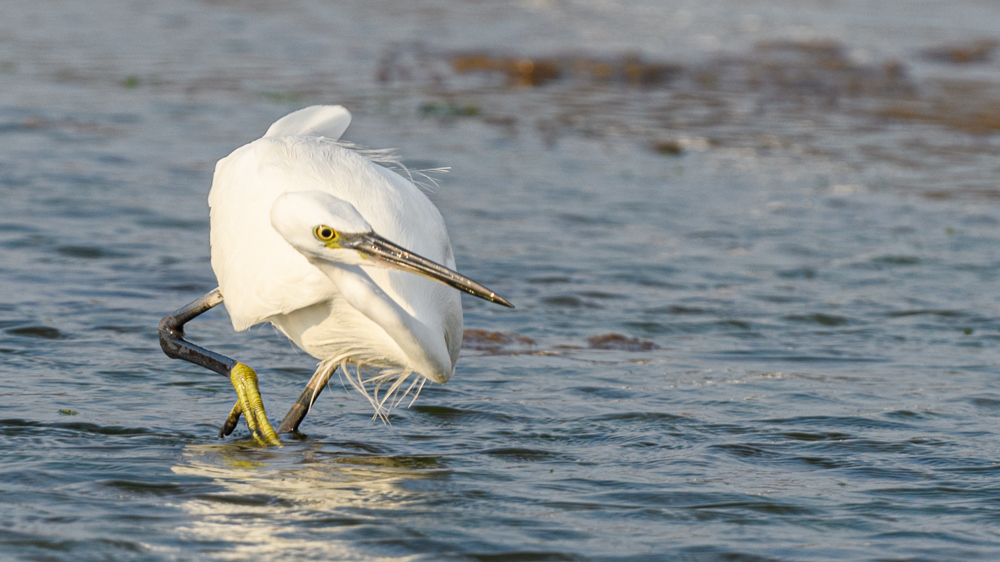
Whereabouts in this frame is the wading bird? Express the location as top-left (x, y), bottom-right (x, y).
top-left (159, 105), bottom-right (512, 445)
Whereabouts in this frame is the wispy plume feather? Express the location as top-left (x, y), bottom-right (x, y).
top-left (327, 359), bottom-right (427, 423)
top-left (332, 139), bottom-right (450, 193)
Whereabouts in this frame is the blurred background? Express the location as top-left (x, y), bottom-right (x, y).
top-left (2, 1), bottom-right (1000, 560)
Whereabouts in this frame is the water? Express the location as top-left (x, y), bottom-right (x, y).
top-left (3, 1), bottom-right (1000, 559)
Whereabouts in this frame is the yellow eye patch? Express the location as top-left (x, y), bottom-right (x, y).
top-left (313, 225), bottom-right (338, 242)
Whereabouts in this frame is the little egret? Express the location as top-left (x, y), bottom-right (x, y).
top-left (159, 105), bottom-right (512, 445)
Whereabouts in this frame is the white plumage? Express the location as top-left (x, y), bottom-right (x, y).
top-left (208, 106), bottom-right (469, 413)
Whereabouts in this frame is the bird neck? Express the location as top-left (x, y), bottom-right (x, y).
top-left (310, 260), bottom-right (453, 383)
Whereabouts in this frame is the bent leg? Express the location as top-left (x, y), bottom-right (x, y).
top-left (159, 288), bottom-right (280, 446)
top-left (159, 288), bottom-right (233, 375)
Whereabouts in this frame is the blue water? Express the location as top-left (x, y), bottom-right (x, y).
top-left (3, 1), bottom-right (1000, 560)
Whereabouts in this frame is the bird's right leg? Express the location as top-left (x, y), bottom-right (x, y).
top-left (159, 288), bottom-right (281, 446)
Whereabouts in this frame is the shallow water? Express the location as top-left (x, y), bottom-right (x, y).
top-left (3, 1), bottom-right (1000, 560)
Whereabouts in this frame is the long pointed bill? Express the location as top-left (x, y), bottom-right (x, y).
top-left (349, 233), bottom-right (514, 308)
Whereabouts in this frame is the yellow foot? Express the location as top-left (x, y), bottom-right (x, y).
top-left (228, 362), bottom-right (281, 446)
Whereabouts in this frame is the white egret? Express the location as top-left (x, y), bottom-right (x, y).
top-left (160, 105), bottom-right (512, 445)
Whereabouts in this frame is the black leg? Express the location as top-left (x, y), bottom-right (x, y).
top-left (276, 364), bottom-right (334, 434)
top-left (158, 288), bottom-right (235, 376)
top-left (159, 288), bottom-right (240, 437)
top-left (159, 289), bottom-right (281, 445)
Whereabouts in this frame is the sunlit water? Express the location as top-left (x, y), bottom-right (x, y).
top-left (3, 1), bottom-right (1000, 560)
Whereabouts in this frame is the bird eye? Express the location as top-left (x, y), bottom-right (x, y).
top-left (314, 225), bottom-right (337, 241)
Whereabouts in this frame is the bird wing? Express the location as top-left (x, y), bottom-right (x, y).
top-left (209, 140), bottom-right (337, 331)
top-left (263, 105), bottom-right (352, 140)
top-left (210, 105), bottom-right (353, 332)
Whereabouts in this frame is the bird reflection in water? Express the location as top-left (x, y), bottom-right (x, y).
top-left (173, 442), bottom-right (445, 559)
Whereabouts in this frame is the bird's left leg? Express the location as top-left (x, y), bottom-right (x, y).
top-left (159, 288), bottom-right (281, 446)
top-left (276, 363), bottom-right (335, 434)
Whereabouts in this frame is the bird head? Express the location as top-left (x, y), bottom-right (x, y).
top-left (270, 191), bottom-right (374, 267)
top-left (270, 191), bottom-right (513, 307)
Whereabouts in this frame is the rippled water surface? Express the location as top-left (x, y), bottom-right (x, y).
top-left (4, 1), bottom-right (1000, 560)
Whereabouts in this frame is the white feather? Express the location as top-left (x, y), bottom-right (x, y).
top-left (263, 105), bottom-right (352, 140)
top-left (209, 106), bottom-right (465, 412)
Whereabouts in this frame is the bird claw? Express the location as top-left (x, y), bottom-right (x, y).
top-left (219, 401), bottom-right (243, 438)
top-left (228, 363), bottom-right (282, 446)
